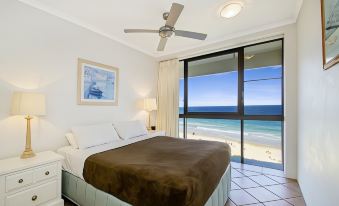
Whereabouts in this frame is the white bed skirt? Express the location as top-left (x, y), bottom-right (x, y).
top-left (62, 164), bottom-right (231, 206)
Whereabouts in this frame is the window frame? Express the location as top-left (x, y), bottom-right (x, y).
top-left (179, 38), bottom-right (284, 169)
top-left (183, 48), bottom-right (242, 116)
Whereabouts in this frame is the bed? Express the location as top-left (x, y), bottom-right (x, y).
top-left (58, 125), bottom-right (231, 206)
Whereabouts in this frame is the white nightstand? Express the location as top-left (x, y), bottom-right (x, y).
top-left (0, 151), bottom-right (64, 206)
top-left (148, 130), bottom-right (166, 137)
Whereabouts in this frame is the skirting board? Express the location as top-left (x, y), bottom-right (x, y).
top-left (62, 164), bottom-right (231, 206)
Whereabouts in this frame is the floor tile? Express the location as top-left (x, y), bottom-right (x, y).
top-left (265, 185), bottom-right (301, 199)
top-left (282, 182), bottom-right (302, 194)
top-left (229, 189), bottom-right (259, 205)
top-left (285, 197), bottom-right (306, 206)
top-left (262, 168), bottom-right (285, 177)
top-left (225, 199), bottom-right (237, 206)
top-left (245, 187), bottom-right (280, 202)
top-left (231, 162), bottom-right (242, 169)
top-left (232, 169), bottom-right (245, 178)
top-left (231, 181), bottom-right (241, 190)
top-left (240, 164), bottom-right (263, 173)
top-left (237, 168), bottom-right (262, 176)
top-left (265, 175), bottom-right (295, 184)
top-left (263, 200), bottom-right (292, 206)
top-left (249, 175), bottom-right (280, 186)
top-left (247, 204), bottom-right (265, 206)
top-left (232, 177), bottom-right (260, 189)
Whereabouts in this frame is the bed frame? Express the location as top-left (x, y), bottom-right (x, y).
top-left (62, 164), bottom-right (231, 206)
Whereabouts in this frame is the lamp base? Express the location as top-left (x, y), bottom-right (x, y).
top-left (21, 149), bottom-right (35, 159)
top-left (21, 115), bottom-right (35, 159)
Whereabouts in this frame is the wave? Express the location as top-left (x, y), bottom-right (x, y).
top-left (194, 126), bottom-right (240, 135)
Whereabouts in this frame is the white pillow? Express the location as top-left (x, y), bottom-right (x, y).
top-left (65, 133), bottom-right (79, 149)
top-left (71, 123), bottom-right (120, 149)
top-left (114, 120), bottom-right (148, 139)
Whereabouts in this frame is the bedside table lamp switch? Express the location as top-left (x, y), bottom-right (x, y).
top-left (11, 92), bottom-right (46, 159)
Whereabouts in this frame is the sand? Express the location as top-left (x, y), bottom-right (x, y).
top-left (180, 132), bottom-right (282, 164)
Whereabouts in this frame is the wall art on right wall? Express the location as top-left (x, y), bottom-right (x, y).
top-left (321, 0), bottom-right (339, 69)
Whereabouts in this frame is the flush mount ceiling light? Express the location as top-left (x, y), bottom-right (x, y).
top-left (220, 1), bottom-right (244, 18)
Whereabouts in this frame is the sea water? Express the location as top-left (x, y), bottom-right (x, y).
top-left (179, 105), bottom-right (282, 147)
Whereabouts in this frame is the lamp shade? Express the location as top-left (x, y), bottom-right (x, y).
top-left (143, 98), bottom-right (157, 112)
top-left (11, 92), bottom-right (46, 116)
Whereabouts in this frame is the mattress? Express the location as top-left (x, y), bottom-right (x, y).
top-left (62, 165), bottom-right (231, 206)
top-left (57, 133), bottom-right (157, 179)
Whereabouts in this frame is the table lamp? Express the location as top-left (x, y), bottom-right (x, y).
top-left (11, 92), bottom-right (46, 159)
top-left (143, 98), bottom-right (157, 130)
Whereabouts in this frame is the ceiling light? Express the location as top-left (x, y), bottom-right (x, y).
top-left (220, 2), bottom-right (244, 18)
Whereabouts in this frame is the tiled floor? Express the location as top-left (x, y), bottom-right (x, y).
top-left (227, 162), bottom-right (306, 206)
top-left (64, 162), bottom-right (306, 206)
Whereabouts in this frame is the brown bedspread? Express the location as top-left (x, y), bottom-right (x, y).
top-left (83, 136), bottom-right (231, 206)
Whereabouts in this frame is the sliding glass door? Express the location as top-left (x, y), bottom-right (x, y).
top-left (179, 39), bottom-right (284, 170)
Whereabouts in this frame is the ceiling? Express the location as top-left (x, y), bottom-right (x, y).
top-left (18, 0), bottom-right (303, 58)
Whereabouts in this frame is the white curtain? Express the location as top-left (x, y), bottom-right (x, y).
top-left (156, 59), bottom-right (179, 137)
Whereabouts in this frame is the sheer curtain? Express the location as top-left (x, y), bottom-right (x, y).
top-left (156, 59), bottom-right (179, 137)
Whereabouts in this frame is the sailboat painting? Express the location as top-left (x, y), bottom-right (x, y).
top-left (77, 58), bottom-right (119, 105)
top-left (322, 0), bottom-right (339, 69)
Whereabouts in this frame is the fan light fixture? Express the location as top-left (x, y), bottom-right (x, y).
top-left (220, 2), bottom-right (244, 18)
top-left (124, 3), bottom-right (207, 51)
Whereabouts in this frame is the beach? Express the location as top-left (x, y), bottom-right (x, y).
top-left (179, 118), bottom-right (283, 167)
top-left (181, 132), bottom-right (282, 165)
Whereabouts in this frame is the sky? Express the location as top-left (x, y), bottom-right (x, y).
top-left (179, 65), bottom-right (282, 107)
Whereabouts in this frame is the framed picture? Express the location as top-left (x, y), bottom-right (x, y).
top-left (77, 58), bottom-right (119, 105)
top-left (321, 0), bottom-right (339, 70)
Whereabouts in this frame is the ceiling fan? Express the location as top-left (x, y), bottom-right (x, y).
top-left (124, 3), bottom-right (207, 51)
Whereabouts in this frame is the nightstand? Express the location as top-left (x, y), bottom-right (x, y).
top-left (0, 151), bottom-right (64, 206)
top-left (148, 130), bottom-right (166, 137)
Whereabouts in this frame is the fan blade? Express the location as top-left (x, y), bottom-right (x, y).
top-left (166, 3), bottom-right (184, 27)
top-left (157, 38), bottom-right (168, 51)
top-left (124, 29), bottom-right (158, 33)
top-left (175, 30), bottom-right (207, 40)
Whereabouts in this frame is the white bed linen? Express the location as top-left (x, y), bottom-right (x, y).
top-left (57, 133), bottom-right (157, 179)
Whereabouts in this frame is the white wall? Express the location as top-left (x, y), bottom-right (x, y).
top-left (297, 0), bottom-right (339, 205)
top-left (0, 0), bottom-right (157, 159)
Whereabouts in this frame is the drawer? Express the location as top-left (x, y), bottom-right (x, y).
top-left (5, 170), bottom-right (33, 192)
top-left (5, 180), bottom-right (57, 206)
top-left (34, 163), bottom-right (57, 183)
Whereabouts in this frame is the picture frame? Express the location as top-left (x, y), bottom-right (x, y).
top-left (321, 0), bottom-right (339, 70)
top-left (77, 58), bottom-right (119, 106)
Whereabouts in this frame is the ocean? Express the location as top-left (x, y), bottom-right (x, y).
top-left (179, 105), bottom-right (283, 147)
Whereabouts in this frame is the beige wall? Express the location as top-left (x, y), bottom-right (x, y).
top-left (0, 0), bottom-right (157, 159)
top-left (297, 0), bottom-right (339, 205)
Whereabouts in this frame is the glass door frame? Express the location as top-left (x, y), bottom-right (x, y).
top-left (179, 38), bottom-right (285, 169)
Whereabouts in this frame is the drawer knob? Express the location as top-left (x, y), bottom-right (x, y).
top-left (18, 179), bottom-right (23, 183)
top-left (45, 171), bottom-right (50, 175)
top-left (32, 195), bottom-right (38, 201)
